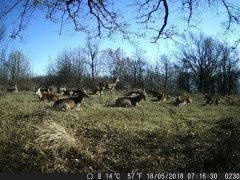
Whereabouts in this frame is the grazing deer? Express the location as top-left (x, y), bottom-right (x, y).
top-left (53, 89), bottom-right (90, 111)
top-left (104, 77), bottom-right (119, 93)
top-left (35, 87), bottom-right (59, 102)
top-left (175, 95), bottom-right (192, 106)
top-left (115, 89), bottom-right (146, 107)
top-left (7, 84), bottom-right (18, 92)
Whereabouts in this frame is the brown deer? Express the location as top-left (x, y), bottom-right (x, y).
top-left (35, 86), bottom-right (50, 94)
top-left (104, 77), bottom-right (119, 93)
top-left (35, 87), bottom-right (59, 102)
top-left (115, 89), bottom-right (146, 107)
top-left (205, 95), bottom-right (221, 106)
top-left (93, 81), bottom-right (105, 98)
top-left (53, 89), bottom-right (90, 111)
top-left (57, 84), bottom-right (67, 95)
top-left (156, 92), bottom-right (171, 101)
top-left (175, 95), bottom-right (192, 106)
top-left (148, 89), bottom-right (160, 97)
top-left (148, 89), bottom-right (170, 101)
top-left (126, 89), bottom-right (141, 97)
top-left (7, 84), bottom-right (18, 92)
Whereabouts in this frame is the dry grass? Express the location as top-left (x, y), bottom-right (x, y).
top-left (0, 91), bottom-right (240, 172)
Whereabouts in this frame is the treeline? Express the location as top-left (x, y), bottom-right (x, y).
top-left (1, 31), bottom-right (240, 95)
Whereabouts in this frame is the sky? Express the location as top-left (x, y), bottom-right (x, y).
top-left (1, 1), bottom-right (239, 76)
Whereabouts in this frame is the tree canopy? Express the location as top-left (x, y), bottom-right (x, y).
top-left (0, 0), bottom-right (239, 44)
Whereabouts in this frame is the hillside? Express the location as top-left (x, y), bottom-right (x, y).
top-left (0, 91), bottom-right (240, 172)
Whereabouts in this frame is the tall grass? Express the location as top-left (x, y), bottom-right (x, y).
top-left (0, 91), bottom-right (240, 172)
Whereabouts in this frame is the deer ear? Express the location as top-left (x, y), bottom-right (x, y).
top-left (143, 89), bottom-right (145, 93)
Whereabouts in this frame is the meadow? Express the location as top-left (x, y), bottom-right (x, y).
top-left (0, 90), bottom-right (240, 173)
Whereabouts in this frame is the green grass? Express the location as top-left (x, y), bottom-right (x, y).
top-left (0, 91), bottom-right (240, 172)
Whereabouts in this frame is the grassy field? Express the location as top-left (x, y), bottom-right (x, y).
top-left (0, 91), bottom-right (240, 173)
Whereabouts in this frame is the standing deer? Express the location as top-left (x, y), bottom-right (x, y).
top-left (53, 89), bottom-right (90, 111)
top-left (35, 87), bottom-right (59, 102)
top-left (7, 84), bottom-right (18, 92)
top-left (115, 89), bottom-right (146, 107)
top-left (105, 77), bottom-right (119, 93)
top-left (175, 95), bottom-right (192, 106)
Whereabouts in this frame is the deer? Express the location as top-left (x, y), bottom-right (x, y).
top-left (104, 77), bottom-right (119, 93)
top-left (53, 89), bottom-right (90, 111)
top-left (93, 81), bottom-right (105, 98)
top-left (156, 92), bottom-right (171, 101)
top-left (115, 89), bottom-right (146, 107)
top-left (34, 86), bottom-right (50, 94)
top-left (148, 89), bottom-right (170, 101)
top-left (7, 84), bottom-right (18, 92)
top-left (57, 84), bottom-right (67, 95)
top-left (35, 87), bottom-right (59, 103)
top-left (148, 89), bottom-right (160, 97)
top-left (175, 95), bottom-right (192, 106)
top-left (204, 95), bottom-right (221, 106)
top-left (126, 89), bottom-right (141, 97)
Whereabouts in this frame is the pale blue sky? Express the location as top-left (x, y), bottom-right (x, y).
top-left (2, 1), bottom-right (239, 76)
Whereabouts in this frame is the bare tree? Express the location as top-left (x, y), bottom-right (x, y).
top-left (0, 23), bottom-right (6, 41)
top-left (0, 24), bottom-right (8, 84)
top-left (47, 47), bottom-right (88, 87)
top-left (156, 54), bottom-right (174, 89)
top-left (216, 43), bottom-right (240, 95)
top-left (85, 35), bottom-right (100, 81)
top-left (4, 50), bottom-right (31, 82)
top-left (177, 32), bottom-right (220, 93)
top-left (54, 49), bottom-right (75, 86)
top-left (131, 47), bottom-right (147, 87)
top-left (0, 0), bottom-right (239, 43)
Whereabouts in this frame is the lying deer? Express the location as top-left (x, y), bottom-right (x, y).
top-left (35, 87), bottom-right (59, 102)
top-left (148, 89), bottom-right (160, 97)
top-left (156, 92), bottom-right (171, 101)
top-left (148, 89), bottom-right (170, 102)
top-left (57, 84), bottom-right (67, 95)
top-left (53, 89), bottom-right (90, 111)
top-left (35, 86), bottom-right (51, 94)
top-left (175, 95), bottom-right (192, 106)
top-left (115, 89), bottom-right (146, 107)
top-left (62, 89), bottom-right (81, 97)
top-left (7, 84), bottom-right (18, 92)
top-left (205, 95), bottom-right (221, 106)
top-left (126, 89), bottom-right (141, 97)
top-left (93, 81), bottom-right (105, 98)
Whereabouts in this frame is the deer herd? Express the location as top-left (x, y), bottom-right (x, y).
top-left (4, 77), bottom-right (221, 111)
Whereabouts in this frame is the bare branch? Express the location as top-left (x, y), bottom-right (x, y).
top-left (10, 0), bottom-right (30, 39)
top-left (152, 0), bottom-right (169, 43)
top-left (0, 0), bottom-right (23, 19)
top-left (221, 0), bottom-right (239, 29)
